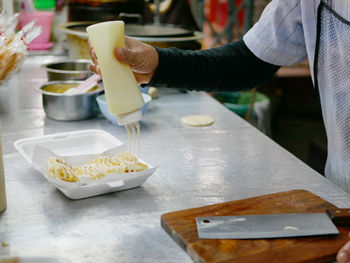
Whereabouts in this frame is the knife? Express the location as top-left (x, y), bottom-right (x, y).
top-left (196, 208), bottom-right (350, 239)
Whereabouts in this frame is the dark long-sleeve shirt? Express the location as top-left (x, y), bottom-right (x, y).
top-left (148, 39), bottom-right (281, 92)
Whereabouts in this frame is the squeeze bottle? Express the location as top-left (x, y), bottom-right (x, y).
top-left (86, 21), bottom-right (144, 125)
top-left (0, 124), bottom-right (6, 213)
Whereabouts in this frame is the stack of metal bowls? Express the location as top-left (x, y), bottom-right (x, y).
top-left (43, 59), bottom-right (92, 81)
top-left (39, 59), bottom-right (103, 121)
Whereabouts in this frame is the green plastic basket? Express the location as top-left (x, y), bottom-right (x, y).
top-left (214, 91), bottom-right (269, 117)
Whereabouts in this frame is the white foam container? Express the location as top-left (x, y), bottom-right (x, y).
top-left (14, 129), bottom-right (155, 199)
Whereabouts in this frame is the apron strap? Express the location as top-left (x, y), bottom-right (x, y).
top-left (323, 0), bottom-right (333, 8)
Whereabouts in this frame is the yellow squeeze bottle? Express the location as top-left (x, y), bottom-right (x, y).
top-left (86, 21), bottom-right (144, 125)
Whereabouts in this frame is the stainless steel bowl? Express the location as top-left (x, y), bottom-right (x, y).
top-left (36, 81), bottom-right (104, 121)
top-left (43, 59), bottom-right (92, 81)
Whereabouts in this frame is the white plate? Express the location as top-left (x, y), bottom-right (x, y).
top-left (14, 129), bottom-right (155, 199)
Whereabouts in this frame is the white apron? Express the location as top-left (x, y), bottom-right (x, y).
top-left (314, 0), bottom-right (350, 192)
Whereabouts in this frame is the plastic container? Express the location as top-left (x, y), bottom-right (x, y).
top-left (96, 93), bottom-right (151, 126)
top-left (14, 129), bottom-right (155, 199)
top-left (86, 21), bottom-right (144, 126)
top-left (18, 11), bottom-right (55, 50)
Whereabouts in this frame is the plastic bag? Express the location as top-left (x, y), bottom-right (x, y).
top-left (0, 11), bottom-right (42, 85)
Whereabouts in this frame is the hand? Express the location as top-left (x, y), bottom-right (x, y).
top-left (337, 233), bottom-right (350, 263)
top-left (88, 39), bottom-right (102, 76)
top-left (89, 37), bottom-right (159, 84)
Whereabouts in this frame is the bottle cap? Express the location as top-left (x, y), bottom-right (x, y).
top-left (116, 109), bottom-right (142, 126)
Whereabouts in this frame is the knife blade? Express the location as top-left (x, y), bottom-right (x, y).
top-left (196, 208), bottom-right (350, 239)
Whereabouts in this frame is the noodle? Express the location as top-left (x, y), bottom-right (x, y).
top-left (48, 152), bottom-right (148, 183)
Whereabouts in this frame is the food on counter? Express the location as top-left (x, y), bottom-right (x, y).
top-left (48, 158), bottom-right (79, 182)
top-left (181, 115), bottom-right (215, 127)
top-left (43, 83), bottom-right (98, 94)
top-left (148, 87), bottom-right (158, 99)
top-left (48, 152), bottom-right (148, 183)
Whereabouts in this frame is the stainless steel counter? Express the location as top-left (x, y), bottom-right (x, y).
top-left (1, 54), bottom-right (350, 262)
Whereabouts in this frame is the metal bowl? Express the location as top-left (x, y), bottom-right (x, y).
top-left (36, 81), bottom-right (104, 121)
top-left (43, 59), bottom-right (92, 81)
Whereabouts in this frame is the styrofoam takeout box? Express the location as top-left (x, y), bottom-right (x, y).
top-left (14, 129), bottom-right (155, 199)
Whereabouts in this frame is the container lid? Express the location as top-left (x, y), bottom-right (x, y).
top-left (14, 129), bottom-right (123, 164)
top-left (34, 0), bottom-right (56, 10)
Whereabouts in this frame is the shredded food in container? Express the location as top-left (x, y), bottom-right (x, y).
top-left (48, 152), bottom-right (148, 183)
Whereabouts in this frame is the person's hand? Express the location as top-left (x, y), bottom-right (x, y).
top-left (337, 233), bottom-right (350, 263)
top-left (89, 37), bottom-right (159, 84)
top-left (88, 39), bottom-right (102, 76)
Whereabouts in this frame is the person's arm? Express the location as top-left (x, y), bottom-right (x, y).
top-left (89, 37), bottom-right (279, 92)
top-left (89, 0), bottom-right (304, 92)
top-left (148, 39), bottom-right (280, 92)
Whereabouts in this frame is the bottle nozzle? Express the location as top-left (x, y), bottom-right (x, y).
top-left (115, 109), bottom-right (142, 126)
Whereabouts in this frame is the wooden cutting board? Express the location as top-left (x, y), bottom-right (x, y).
top-left (161, 189), bottom-right (350, 263)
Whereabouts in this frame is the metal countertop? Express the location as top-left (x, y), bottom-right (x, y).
top-left (1, 55), bottom-right (350, 263)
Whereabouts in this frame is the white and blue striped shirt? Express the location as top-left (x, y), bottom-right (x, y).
top-left (243, 0), bottom-right (350, 80)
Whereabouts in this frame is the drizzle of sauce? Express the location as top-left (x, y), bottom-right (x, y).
top-left (124, 121), bottom-right (141, 169)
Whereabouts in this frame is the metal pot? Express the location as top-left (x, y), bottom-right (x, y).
top-left (57, 21), bottom-right (204, 59)
top-left (68, 0), bottom-right (145, 22)
top-left (36, 81), bottom-right (104, 121)
top-left (43, 59), bottom-right (92, 81)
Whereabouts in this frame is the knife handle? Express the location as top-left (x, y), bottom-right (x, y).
top-left (326, 208), bottom-right (350, 226)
